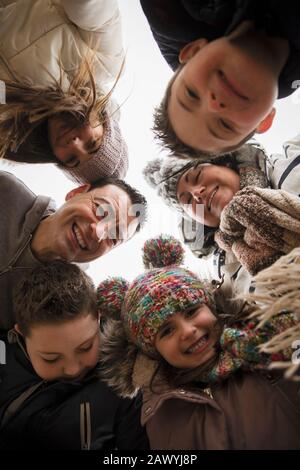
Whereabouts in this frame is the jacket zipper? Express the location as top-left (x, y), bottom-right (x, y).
top-left (80, 402), bottom-right (91, 450)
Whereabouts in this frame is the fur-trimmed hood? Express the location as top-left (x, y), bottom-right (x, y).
top-left (99, 319), bottom-right (159, 398)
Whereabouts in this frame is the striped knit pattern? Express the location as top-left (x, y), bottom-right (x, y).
top-left (206, 313), bottom-right (297, 383)
top-left (123, 267), bottom-right (215, 357)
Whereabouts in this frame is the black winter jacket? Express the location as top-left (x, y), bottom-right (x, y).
top-left (0, 331), bottom-right (149, 450)
top-left (140, 0), bottom-right (300, 98)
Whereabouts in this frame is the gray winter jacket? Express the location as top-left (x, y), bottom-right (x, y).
top-left (0, 171), bottom-right (56, 329)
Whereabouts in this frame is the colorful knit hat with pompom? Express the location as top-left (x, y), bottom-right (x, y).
top-left (97, 235), bottom-right (215, 357)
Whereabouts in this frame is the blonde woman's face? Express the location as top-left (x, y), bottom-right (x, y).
top-left (48, 117), bottom-right (104, 167)
top-left (23, 314), bottom-right (100, 382)
top-left (154, 305), bottom-right (220, 369)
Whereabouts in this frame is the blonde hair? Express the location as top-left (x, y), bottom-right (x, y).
top-left (0, 52), bottom-right (123, 162)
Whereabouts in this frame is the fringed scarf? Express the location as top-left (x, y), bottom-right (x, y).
top-left (215, 187), bottom-right (300, 275)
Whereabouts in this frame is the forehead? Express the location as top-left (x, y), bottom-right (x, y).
top-left (28, 314), bottom-right (98, 349)
top-left (91, 184), bottom-right (131, 205)
top-left (179, 163), bottom-right (213, 182)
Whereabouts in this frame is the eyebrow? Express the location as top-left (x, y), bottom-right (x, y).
top-left (38, 333), bottom-right (98, 355)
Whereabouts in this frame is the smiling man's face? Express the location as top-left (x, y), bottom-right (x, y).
top-left (33, 184), bottom-right (139, 263)
top-left (168, 35), bottom-right (277, 153)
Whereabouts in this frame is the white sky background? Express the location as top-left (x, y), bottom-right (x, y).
top-left (1, 0), bottom-right (300, 285)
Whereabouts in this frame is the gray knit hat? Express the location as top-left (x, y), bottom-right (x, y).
top-left (62, 116), bottom-right (129, 184)
top-left (143, 143), bottom-right (268, 214)
top-left (143, 156), bottom-right (192, 213)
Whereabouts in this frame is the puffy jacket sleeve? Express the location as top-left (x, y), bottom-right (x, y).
top-left (61, 0), bottom-right (120, 32)
top-left (267, 133), bottom-right (300, 196)
top-left (61, 0), bottom-right (124, 79)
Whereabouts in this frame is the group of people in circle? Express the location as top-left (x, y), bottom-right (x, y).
top-left (0, 0), bottom-right (299, 450)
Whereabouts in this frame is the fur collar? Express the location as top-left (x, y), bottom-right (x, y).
top-left (99, 319), bottom-right (159, 397)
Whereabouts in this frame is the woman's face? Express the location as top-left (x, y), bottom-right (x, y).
top-left (177, 163), bottom-right (240, 227)
top-left (48, 116), bottom-right (104, 167)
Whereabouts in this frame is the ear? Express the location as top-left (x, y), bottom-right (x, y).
top-left (179, 38), bottom-right (208, 63)
top-left (65, 184), bottom-right (91, 202)
top-left (255, 107), bottom-right (276, 134)
top-left (14, 323), bottom-right (23, 336)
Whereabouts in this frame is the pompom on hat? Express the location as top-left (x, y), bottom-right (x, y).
top-left (97, 235), bottom-right (215, 357)
top-left (62, 116), bottom-right (129, 184)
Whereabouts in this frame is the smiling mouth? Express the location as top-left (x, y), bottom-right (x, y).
top-left (185, 334), bottom-right (209, 354)
top-left (207, 187), bottom-right (218, 212)
top-left (218, 70), bottom-right (249, 100)
top-left (72, 224), bottom-right (88, 250)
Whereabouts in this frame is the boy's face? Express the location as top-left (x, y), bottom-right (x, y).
top-left (177, 163), bottom-right (240, 227)
top-left (154, 304), bottom-right (220, 369)
top-left (23, 314), bottom-right (100, 382)
top-left (168, 35), bottom-right (277, 153)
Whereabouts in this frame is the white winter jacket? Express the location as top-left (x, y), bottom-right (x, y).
top-left (0, 0), bottom-right (124, 90)
top-left (267, 133), bottom-right (300, 197)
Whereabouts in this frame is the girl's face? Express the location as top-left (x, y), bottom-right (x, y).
top-left (20, 314), bottom-right (100, 382)
top-left (154, 304), bottom-right (220, 369)
top-left (48, 117), bottom-right (104, 168)
top-left (177, 163), bottom-right (240, 227)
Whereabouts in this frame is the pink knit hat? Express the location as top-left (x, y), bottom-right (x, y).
top-left (62, 116), bottom-right (129, 184)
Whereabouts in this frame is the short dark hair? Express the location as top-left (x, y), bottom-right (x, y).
top-left (89, 177), bottom-right (148, 232)
top-left (14, 260), bottom-right (98, 336)
top-left (153, 64), bottom-right (255, 158)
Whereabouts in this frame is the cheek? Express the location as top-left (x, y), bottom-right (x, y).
top-left (30, 357), bottom-right (61, 381)
top-left (83, 336), bottom-right (101, 366)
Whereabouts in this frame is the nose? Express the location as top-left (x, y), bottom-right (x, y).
top-left (90, 222), bottom-right (112, 252)
top-left (63, 361), bottom-right (82, 379)
top-left (179, 321), bottom-right (197, 341)
top-left (191, 186), bottom-right (206, 203)
top-left (207, 89), bottom-right (227, 112)
top-left (66, 136), bottom-right (87, 153)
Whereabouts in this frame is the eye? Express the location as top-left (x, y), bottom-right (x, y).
top-left (65, 156), bottom-right (79, 168)
top-left (184, 308), bottom-right (198, 318)
top-left (87, 139), bottom-right (100, 155)
top-left (93, 202), bottom-right (109, 221)
top-left (42, 357), bottom-right (60, 364)
top-left (158, 325), bottom-right (173, 339)
top-left (186, 86), bottom-right (199, 100)
top-left (79, 343), bottom-right (93, 353)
